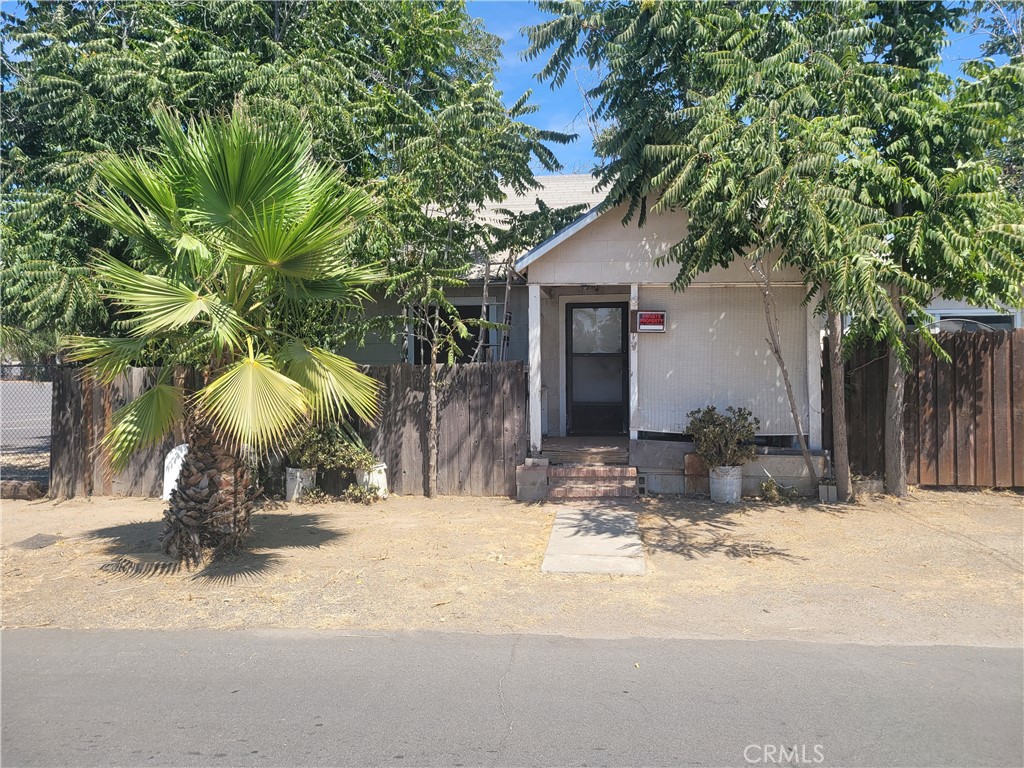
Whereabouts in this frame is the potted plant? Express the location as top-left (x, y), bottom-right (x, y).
top-left (287, 424), bottom-right (386, 501)
top-left (686, 406), bottom-right (760, 503)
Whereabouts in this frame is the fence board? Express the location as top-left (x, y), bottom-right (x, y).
top-left (905, 341), bottom-right (920, 486)
top-left (917, 342), bottom-right (938, 486)
top-left (954, 334), bottom-right (976, 486)
top-left (935, 335), bottom-right (956, 485)
top-left (1013, 331), bottom-right (1024, 488)
top-left (50, 370), bottom-right (87, 497)
top-left (991, 333), bottom-right (1014, 487)
top-left (831, 330), bottom-right (1023, 489)
top-left (974, 335), bottom-right (995, 488)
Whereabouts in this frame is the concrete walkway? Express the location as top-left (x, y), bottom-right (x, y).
top-left (541, 504), bottom-right (647, 575)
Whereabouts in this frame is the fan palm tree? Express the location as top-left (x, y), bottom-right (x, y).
top-left (66, 108), bottom-right (380, 564)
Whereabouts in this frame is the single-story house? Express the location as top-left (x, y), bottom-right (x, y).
top-left (348, 174), bottom-right (1021, 494)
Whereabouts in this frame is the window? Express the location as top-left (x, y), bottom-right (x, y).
top-left (411, 303), bottom-right (496, 364)
top-left (925, 312), bottom-right (1018, 333)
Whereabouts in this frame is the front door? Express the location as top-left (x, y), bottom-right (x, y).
top-left (566, 303), bottom-right (628, 435)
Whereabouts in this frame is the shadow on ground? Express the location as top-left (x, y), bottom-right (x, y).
top-left (85, 510), bottom-right (346, 584)
top-left (557, 497), bottom-right (809, 562)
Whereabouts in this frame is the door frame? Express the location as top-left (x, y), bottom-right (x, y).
top-left (564, 300), bottom-right (629, 436)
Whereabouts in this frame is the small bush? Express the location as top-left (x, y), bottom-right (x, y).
top-left (342, 483), bottom-right (378, 505)
top-left (287, 423), bottom-right (377, 473)
top-left (299, 486), bottom-right (334, 505)
top-left (686, 405), bottom-right (760, 468)
top-left (759, 478), bottom-right (799, 503)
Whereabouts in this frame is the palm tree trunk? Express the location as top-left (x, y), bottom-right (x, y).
top-left (162, 420), bottom-right (255, 565)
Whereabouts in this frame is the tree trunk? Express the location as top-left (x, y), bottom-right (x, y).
top-left (472, 256), bottom-right (490, 362)
top-left (747, 260), bottom-right (818, 483)
top-left (825, 303), bottom-right (853, 502)
top-left (426, 353), bottom-right (438, 498)
top-left (884, 284), bottom-right (908, 496)
top-left (162, 420), bottom-right (256, 566)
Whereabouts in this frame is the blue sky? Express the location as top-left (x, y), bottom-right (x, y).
top-left (469, 0), bottom-right (997, 175)
top-left (468, 1), bottom-right (603, 173)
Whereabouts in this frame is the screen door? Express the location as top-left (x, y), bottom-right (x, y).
top-left (566, 303), bottom-right (628, 435)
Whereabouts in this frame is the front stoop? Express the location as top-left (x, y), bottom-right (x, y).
top-left (517, 463), bottom-right (638, 501)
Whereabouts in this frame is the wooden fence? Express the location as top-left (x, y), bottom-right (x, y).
top-left (50, 367), bottom-right (185, 498)
top-left (49, 362), bottom-right (528, 498)
top-left (360, 362), bottom-right (528, 496)
top-left (825, 330), bottom-right (1024, 488)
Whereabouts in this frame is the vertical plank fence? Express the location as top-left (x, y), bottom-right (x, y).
top-left (828, 330), bottom-right (1023, 488)
top-left (360, 362), bottom-right (528, 496)
top-left (50, 367), bottom-right (184, 498)
top-left (50, 362), bottom-right (528, 498)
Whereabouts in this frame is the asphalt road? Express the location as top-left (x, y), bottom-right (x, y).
top-left (2, 630), bottom-right (1021, 767)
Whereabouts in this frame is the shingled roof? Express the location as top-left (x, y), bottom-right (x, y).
top-left (466, 174), bottom-right (606, 281)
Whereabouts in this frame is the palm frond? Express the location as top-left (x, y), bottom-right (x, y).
top-left (276, 340), bottom-right (379, 423)
top-left (101, 383), bottom-right (184, 471)
top-left (195, 345), bottom-right (309, 456)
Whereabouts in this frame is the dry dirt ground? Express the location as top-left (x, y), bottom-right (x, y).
top-left (2, 489), bottom-right (1021, 646)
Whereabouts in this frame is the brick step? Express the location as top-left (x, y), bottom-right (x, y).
top-left (548, 475), bottom-right (637, 488)
top-left (547, 483), bottom-right (638, 499)
top-left (548, 465), bottom-right (637, 479)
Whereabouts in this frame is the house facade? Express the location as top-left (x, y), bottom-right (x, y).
top-left (348, 173), bottom-right (1020, 491)
top-left (515, 200), bottom-right (820, 459)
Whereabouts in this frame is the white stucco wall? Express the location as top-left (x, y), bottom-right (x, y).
top-left (632, 286), bottom-right (810, 436)
top-left (525, 203), bottom-right (803, 286)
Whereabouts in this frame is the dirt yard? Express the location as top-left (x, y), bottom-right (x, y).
top-left (2, 489), bottom-right (1021, 646)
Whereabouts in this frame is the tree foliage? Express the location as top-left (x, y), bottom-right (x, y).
top-left (526, 1), bottom-right (1024, 346)
top-left (2, 0), bottom-right (575, 360)
top-left (65, 107), bottom-right (380, 468)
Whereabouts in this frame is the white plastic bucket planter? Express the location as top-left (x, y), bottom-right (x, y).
top-left (285, 468), bottom-right (317, 502)
top-left (355, 463), bottom-right (388, 499)
top-left (709, 465), bottom-right (743, 503)
top-left (162, 444), bottom-right (189, 501)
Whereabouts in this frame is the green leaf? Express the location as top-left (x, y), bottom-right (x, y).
top-left (101, 383), bottom-right (184, 472)
top-left (276, 341), bottom-right (379, 423)
top-left (195, 347), bottom-right (309, 455)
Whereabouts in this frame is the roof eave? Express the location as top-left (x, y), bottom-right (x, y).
top-left (513, 206), bottom-right (605, 273)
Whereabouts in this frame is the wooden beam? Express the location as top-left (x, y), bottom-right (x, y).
top-left (528, 283), bottom-right (542, 454)
top-left (629, 283), bottom-right (639, 441)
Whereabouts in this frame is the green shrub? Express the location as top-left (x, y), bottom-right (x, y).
top-left (287, 423), bottom-right (377, 473)
top-left (686, 406), bottom-right (760, 468)
top-left (342, 483), bottom-right (378, 505)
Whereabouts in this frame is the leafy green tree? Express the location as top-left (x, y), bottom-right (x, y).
top-left (1, 1), bottom-right (252, 354)
top-left (972, 0), bottom-right (1024, 199)
top-left (527, 0), bottom-right (1024, 498)
top-left (67, 108), bottom-right (379, 563)
top-left (365, 82), bottom-right (571, 496)
top-left (2, 1), bottom-right (567, 354)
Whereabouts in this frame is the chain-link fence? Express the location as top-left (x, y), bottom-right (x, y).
top-left (1, 364), bottom-right (54, 487)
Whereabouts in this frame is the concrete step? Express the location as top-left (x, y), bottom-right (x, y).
top-left (541, 449), bottom-right (629, 466)
top-left (547, 483), bottom-right (638, 499)
top-left (548, 464), bottom-right (637, 479)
